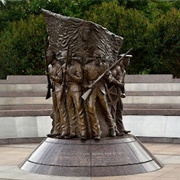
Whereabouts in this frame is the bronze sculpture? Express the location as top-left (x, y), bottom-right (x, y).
top-left (20, 9), bottom-right (163, 177)
top-left (46, 49), bottom-right (69, 138)
top-left (43, 9), bottom-right (132, 140)
top-left (107, 54), bottom-right (132, 135)
top-left (65, 56), bottom-right (87, 139)
top-left (83, 58), bottom-right (116, 139)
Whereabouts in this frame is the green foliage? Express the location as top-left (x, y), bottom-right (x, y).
top-left (0, 0), bottom-right (28, 32)
top-left (0, 14), bottom-right (47, 78)
top-left (0, 0), bottom-right (180, 78)
top-left (148, 8), bottom-right (180, 77)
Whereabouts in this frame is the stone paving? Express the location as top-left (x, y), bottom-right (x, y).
top-left (0, 142), bottom-right (180, 180)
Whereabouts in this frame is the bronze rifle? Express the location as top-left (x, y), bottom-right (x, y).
top-left (81, 48), bottom-right (132, 100)
top-left (45, 50), bottom-right (52, 99)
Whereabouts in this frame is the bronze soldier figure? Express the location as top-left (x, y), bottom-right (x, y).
top-left (65, 56), bottom-right (87, 140)
top-left (107, 54), bottom-right (132, 135)
top-left (46, 49), bottom-right (69, 138)
top-left (83, 58), bottom-right (116, 140)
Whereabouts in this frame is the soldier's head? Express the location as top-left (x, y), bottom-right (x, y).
top-left (119, 54), bottom-right (132, 67)
top-left (95, 57), bottom-right (101, 66)
top-left (80, 22), bottom-right (93, 41)
top-left (57, 51), bottom-right (67, 64)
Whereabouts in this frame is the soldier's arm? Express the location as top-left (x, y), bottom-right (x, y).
top-left (121, 69), bottom-right (126, 85)
top-left (67, 65), bottom-right (83, 83)
top-left (68, 71), bottom-right (83, 83)
top-left (107, 71), bottom-right (124, 87)
top-left (51, 64), bottom-right (63, 83)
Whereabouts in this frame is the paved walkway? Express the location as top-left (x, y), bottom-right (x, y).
top-left (0, 141), bottom-right (180, 180)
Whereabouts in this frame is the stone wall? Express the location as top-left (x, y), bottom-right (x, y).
top-left (0, 75), bottom-right (179, 140)
top-left (123, 74), bottom-right (180, 116)
top-left (123, 75), bottom-right (180, 140)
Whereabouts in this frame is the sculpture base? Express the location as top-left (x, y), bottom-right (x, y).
top-left (19, 135), bottom-right (163, 177)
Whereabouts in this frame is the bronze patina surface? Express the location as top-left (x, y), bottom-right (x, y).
top-left (42, 9), bottom-right (131, 140)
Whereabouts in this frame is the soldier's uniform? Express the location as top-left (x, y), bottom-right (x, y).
top-left (84, 60), bottom-right (116, 139)
top-left (107, 55), bottom-right (131, 134)
top-left (66, 59), bottom-right (87, 139)
top-left (48, 60), bottom-right (69, 137)
top-left (108, 64), bottom-right (126, 134)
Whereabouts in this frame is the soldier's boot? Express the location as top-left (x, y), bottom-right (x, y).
top-left (116, 130), bottom-right (124, 136)
top-left (122, 129), bottom-right (131, 134)
top-left (109, 128), bottom-right (116, 137)
top-left (47, 131), bottom-right (60, 138)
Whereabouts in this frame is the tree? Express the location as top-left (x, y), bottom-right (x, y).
top-left (0, 0), bottom-right (29, 33)
top-left (0, 14), bottom-right (47, 78)
top-left (147, 8), bottom-right (180, 77)
top-left (0, 0), bottom-right (179, 78)
top-left (117, 0), bottom-right (180, 76)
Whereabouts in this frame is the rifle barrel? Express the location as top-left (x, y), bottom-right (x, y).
top-left (45, 49), bottom-right (52, 99)
top-left (81, 48), bottom-right (132, 100)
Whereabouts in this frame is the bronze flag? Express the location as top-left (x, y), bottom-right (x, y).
top-left (42, 9), bottom-right (123, 64)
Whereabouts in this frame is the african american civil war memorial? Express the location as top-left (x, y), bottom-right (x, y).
top-left (19, 9), bottom-right (163, 177)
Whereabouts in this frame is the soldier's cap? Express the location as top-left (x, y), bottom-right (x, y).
top-left (119, 54), bottom-right (132, 58)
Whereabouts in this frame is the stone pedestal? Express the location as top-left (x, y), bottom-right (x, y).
top-left (20, 135), bottom-right (163, 177)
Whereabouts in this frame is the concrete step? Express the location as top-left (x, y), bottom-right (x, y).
top-left (122, 96), bottom-right (180, 105)
top-left (0, 97), bottom-right (52, 105)
top-left (125, 83), bottom-right (180, 91)
top-left (0, 92), bottom-right (47, 97)
top-left (0, 109), bottom-right (51, 117)
top-left (126, 91), bottom-right (180, 96)
top-left (0, 90), bottom-right (179, 97)
top-left (0, 75), bottom-right (47, 84)
top-left (124, 104), bottom-right (180, 109)
top-left (0, 108), bottom-right (179, 117)
top-left (0, 84), bottom-right (47, 92)
top-left (123, 109), bottom-right (180, 116)
top-left (125, 74), bottom-right (180, 83)
top-left (0, 104), bottom-right (52, 110)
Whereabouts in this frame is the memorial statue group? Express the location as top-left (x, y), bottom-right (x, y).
top-left (46, 48), bottom-right (132, 140)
